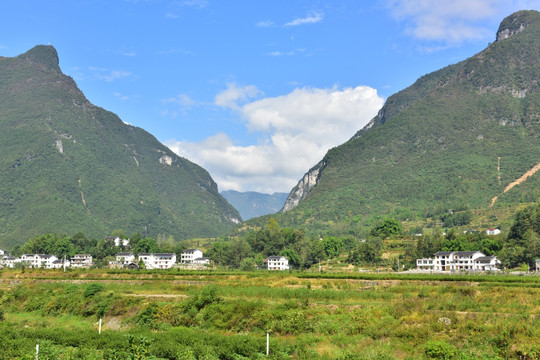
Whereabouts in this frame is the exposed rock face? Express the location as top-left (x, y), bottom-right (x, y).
top-left (281, 160), bottom-right (327, 212)
top-left (496, 10), bottom-right (531, 41)
top-left (159, 154), bottom-right (173, 166)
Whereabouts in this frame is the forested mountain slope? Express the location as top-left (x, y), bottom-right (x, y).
top-left (0, 45), bottom-right (240, 249)
top-left (274, 10), bottom-right (540, 231)
top-left (221, 190), bottom-right (287, 220)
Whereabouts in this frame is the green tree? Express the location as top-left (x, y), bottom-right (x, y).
top-left (322, 236), bottom-right (344, 258)
top-left (239, 257), bottom-right (256, 271)
top-left (371, 219), bottom-right (402, 239)
top-left (133, 237), bottom-right (158, 255)
top-left (280, 248), bottom-right (301, 269)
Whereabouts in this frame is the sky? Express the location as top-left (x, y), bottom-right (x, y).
top-left (0, 0), bottom-right (538, 194)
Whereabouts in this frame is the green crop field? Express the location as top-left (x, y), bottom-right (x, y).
top-left (0, 269), bottom-right (539, 359)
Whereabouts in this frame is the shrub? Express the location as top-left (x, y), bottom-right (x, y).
top-left (425, 340), bottom-right (457, 359)
top-left (84, 283), bottom-right (105, 298)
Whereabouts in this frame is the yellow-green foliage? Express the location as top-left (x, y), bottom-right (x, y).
top-left (0, 269), bottom-right (539, 359)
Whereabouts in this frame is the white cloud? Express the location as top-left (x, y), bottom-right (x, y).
top-left (266, 51), bottom-right (295, 57)
top-left (285, 12), bottom-right (323, 27)
top-left (162, 94), bottom-right (196, 107)
top-left (256, 20), bottom-right (274, 27)
top-left (157, 48), bottom-right (195, 56)
top-left (90, 67), bottom-right (132, 82)
top-left (166, 86), bottom-right (384, 193)
top-left (180, 0), bottom-right (208, 9)
top-left (266, 48), bottom-right (308, 57)
top-left (214, 83), bottom-right (263, 110)
top-left (113, 92), bottom-right (129, 101)
top-left (386, 0), bottom-right (536, 45)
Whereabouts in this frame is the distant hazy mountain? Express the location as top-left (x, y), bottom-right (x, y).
top-left (248, 10), bottom-right (540, 231)
top-left (0, 45), bottom-right (241, 249)
top-left (221, 190), bottom-right (288, 220)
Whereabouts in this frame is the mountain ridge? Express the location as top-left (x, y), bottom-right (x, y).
top-left (221, 190), bottom-right (287, 220)
top-left (0, 45), bottom-right (241, 249)
top-left (275, 10), bottom-right (540, 232)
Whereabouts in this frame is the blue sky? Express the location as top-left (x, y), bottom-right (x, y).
top-left (1, 0), bottom-right (538, 193)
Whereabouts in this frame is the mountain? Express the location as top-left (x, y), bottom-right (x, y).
top-left (273, 10), bottom-right (540, 231)
top-left (0, 45), bottom-right (241, 249)
top-left (221, 190), bottom-right (288, 220)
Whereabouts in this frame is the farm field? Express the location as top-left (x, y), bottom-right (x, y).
top-left (0, 269), bottom-right (539, 359)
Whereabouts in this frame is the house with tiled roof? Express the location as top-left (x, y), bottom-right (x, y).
top-left (417, 251), bottom-right (501, 272)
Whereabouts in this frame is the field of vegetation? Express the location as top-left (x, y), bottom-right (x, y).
top-left (1, 269), bottom-right (539, 359)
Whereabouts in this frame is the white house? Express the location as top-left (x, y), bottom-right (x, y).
top-left (266, 256), bottom-right (289, 271)
top-left (418, 251), bottom-right (500, 272)
top-left (433, 251), bottom-right (454, 271)
top-left (486, 228), bottom-right (501, 236)
top-left (0, 249), bottom-right (4, 256)
top-left (192, 257), bottom-right (210, 265)
top-left (181, 249), bottom-right (203, 264)
top-left (416, 258), bottom-right (434, 270)
top-left (105, 236), bottom-right (130, 247)
top-left (51, 259), bottom-right (69, 269)
top-left (138, 253), bottom-right (176, 269)
top-left (21, 254), bottom-right (59, 268)
top-left (116, 252), bottom-right (135, 264)
top-left (1, 256), bottom-right (17, 268)
top-left (474, 255), bottom-right (501, 271)
top-left (70, 254), bottom-right (93, 268)
top-left (451, 251), bottom-right (486, 271)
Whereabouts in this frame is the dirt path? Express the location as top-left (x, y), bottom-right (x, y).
top-left (490, 160), bottom-right (540, 207)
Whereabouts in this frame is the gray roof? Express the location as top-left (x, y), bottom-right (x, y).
top-left (434, 251), bottom-right (453, 256)
top-left (454, 251), bottom-right (483, 256)
top-left (475, 256), bottom-right (497, 263)
top-left (116, 252), bottom-right (133, 256)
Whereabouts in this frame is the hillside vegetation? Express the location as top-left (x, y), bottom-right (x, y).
top-left (264, 10), bottom-right (540, 235)
top-left (0, 270), bottom-right (539, 359)
top-left (0, 45), bottom-right (240, 249)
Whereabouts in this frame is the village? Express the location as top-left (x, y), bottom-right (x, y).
top-left (2, 231), bottom-right (540, 273)
top-left (0, 236), bottom-right (291, 271)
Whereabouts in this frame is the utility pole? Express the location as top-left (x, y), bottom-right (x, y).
top-left (266, 332), bottom-right (269, 356)
top-left (99, 317), bottom-right (102, 334)
top-left (35, 339), bottom-right (39, 360)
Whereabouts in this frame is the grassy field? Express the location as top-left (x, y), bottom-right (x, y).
top-left (0, 269), bottom-right (539, 359)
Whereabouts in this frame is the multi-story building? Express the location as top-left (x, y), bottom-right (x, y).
top-left (1, 256), bottom-right (17, 268)
top-left (416, 258), bottom-right (435, 270)
top-left (70, 254), bottom-right (93, 268)
top-left (105, 236), bottom-right (130, 247)
top-left (138, 253), bottom-right (176, 269)
top-left (116, 252), bottom-right (135, 264)
top-left (181, 249), bottom-right (203, 264)
top-left (266, 256), bottom-right (289, 271)
top-left (417, 251), bottom-right (501, 272)
top-left (20, 254), bottom-right (59, 268)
